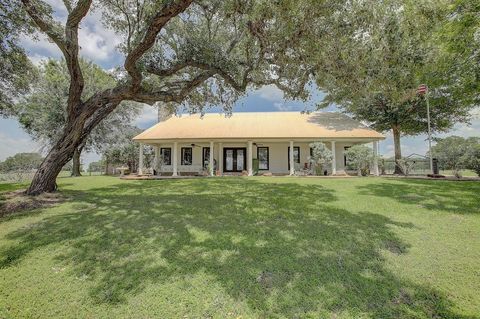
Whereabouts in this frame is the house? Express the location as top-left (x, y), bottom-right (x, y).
top-left (133, 112), bottom-right (384, 176)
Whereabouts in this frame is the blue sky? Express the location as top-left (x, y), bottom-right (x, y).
top-left (1, 0), bottom-right (479, 165)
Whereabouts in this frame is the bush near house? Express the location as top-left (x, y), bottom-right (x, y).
top-left (345, 145), bottom-right (375, 176)
top-left (308, 142), bottom-right (333, 175)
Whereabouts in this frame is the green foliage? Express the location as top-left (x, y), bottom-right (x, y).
top-left (463, 138), bottom-right (480, 177)
top-left (0, 0), bottom-right (37, 111)
top-left (345, 145), bottom-right (375, 176)
top-left (102, 126), bottom-right (153, 172)
top-left (88, 161), bottom-right (105, 173)
top-left (438, 0), bottom-right (480, 107)
top-left (7, 58), bottom-right (141, 153)
top-left (308, 142), bottom-right (333, 174)
top-left (0, 153), bottom-right (44, 172)
top-left (431, 136), bottom-right (469, 177)
top-left (432, 136), bottom-right (480, 177)
top-left (308, 1), bottom-right (473, 161)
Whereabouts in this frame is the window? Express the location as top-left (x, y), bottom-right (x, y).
top-left (288, 146), bottom-right (300, 170)
top-left (202, 147), bottom-right (210, 169)
top-left (257, 147), bottom-right (269, 170)
top-left (160, 148), bottom-right (171, 165)
top-left (181, 147), bottom-right (192, 165)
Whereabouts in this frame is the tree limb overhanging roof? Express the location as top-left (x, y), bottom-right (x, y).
top-left (133, 112), bottom-right (385, 141)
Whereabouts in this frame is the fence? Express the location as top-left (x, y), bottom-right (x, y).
top-left (380, 157), bottom-right (431, 175)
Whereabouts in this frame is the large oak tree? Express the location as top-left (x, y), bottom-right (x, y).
top-left (307, 0), bottom-right (474, 173)
top-left (5, 59), bottom-right (141, 177)
top-left (12, 0), bottom-right (318, 195)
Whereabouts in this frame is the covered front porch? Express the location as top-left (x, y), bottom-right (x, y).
top-left (137, 139), bottom-right (381, 177)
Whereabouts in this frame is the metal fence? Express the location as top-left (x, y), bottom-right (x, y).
top-left (380, 158), bottom-right (431, 175)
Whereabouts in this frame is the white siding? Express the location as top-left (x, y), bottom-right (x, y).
top-left (149, 141), bottom-right (358, 175)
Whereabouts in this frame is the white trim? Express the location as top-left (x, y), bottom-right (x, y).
top-left (373, 141), bottom-right (379, 176)
top-left (289, 141), bottom-right (294, 175)
top-left (209, 141), bottom-right (214, 176)
top-left (138, 143), bottom-right (144, 175)
top-left (331, 141), bottom-right (337, 175)
top-left (218, 143), bottom-right (223, 176)
top-left (247, 140), bottom-right (253, 176)
top-left (172, 142), bottom-right (178, 176)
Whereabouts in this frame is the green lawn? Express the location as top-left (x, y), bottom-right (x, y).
top-left (0, 176), bottom-right (479, 318)
top-left (440, 169), bottom-right (478, 177)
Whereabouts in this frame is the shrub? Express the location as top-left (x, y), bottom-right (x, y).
top-left (345, 145), bottom-right (375, 176)
top-left (308, 142), bottom-right (333, 175)
top-left (463, 139), bottom-right (480, 177)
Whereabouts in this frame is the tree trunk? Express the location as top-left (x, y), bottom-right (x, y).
top-left (26, 139), bottom-right (77, 195)
top-left (105, 156), bottom-right (109, 175)
top-left (26, 116), bottom-right (90, 195)
top-left (392, 125), bottom-right (403, 175)
top-left (71, 147), bottom-right (82, 177)
top-left (26, 97), bottom-right (123, 195)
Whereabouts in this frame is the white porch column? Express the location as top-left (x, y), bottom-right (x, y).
top-left (153, 145), bottom-right (160, 175)
top-left (218, 143), bottom-right (223, 176)
top-left (289, 140), bottom-right (294, 175)
top-left (373, 141), bottom-right (379, 176)
top-left (247, 140), bottom-right (253, 176)
top-left (173, 141), bottom-right (178, 176)
top-left (209, 141), bottom-right (214, 176)
top-left (138, 143), bottom-right (144, 175)
top-left (331, 141), bottom-right (337, 175)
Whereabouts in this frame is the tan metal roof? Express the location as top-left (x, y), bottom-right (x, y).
top-left (133, 112), bottom-right (384, 141)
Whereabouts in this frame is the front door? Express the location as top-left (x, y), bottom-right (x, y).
top-left (224, 148), bottom-right (246, 172)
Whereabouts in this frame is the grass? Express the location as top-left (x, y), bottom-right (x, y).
top-left (440, 170), bottom-right (478, 177)
top-left (0, 176), bottom-right (479, 318)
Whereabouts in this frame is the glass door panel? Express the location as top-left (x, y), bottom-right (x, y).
top-left (226, 150), bottom-right (233, 171)
top-left (236, 149), bottom-right (244, 171)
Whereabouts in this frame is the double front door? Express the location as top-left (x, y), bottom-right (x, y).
top-left (224, 148), bottom-right (246, 172)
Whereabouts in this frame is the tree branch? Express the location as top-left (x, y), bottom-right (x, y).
top-left (64, 0), bottom-right (92, 118)
top-left (20, 0), bottom-right (66, 52)
top-left (124, 0), bottom-right (194, 88)
top-left (21, 0), bottom-right (93, 119)
top-left (147, 60), bottom-right (252, 92)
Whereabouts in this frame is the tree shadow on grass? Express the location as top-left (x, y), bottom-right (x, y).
top-left (357, 179), bottom-right (480, 214)
top-left (0, 179), bottom-right (476, 318)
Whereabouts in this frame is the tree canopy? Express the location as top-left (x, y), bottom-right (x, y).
top-left (0, 0), bottom-right (36, 110)
top-left (10, 0), bottom-right (338, 194)
top-left (431, 136), bottom-right (480, 177)
top-left (4, 58), bottom-right (142, 176)
top-left (438, 0), bottom-right (480, 108)
top-left (304, 0), bottom-right (474, 172)
top-left (3, 0), bottom-right (479, 193)
top-left (0, 152), bottom-right (44, 172)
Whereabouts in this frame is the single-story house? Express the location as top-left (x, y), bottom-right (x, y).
top-left (133, 111), bottom-right (384, 176)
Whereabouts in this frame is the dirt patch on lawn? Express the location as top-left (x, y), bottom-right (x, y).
top-left (0, 190), bottom-right (64, 217)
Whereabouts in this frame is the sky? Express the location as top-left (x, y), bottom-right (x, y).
top-left (1, 1), bottom-right (479, 166)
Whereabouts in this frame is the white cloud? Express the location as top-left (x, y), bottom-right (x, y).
top-left (273, 102), bottom-right (295, 111)
top-left (0, 132), bottom-right (41, 161)
top-left (78, 11), bottom-right (124, 64)
top-left (20, 34), bottom-right (62, 59)
top-left (28, 53), bottom-right (49, 66)
top-left (135, 105), bottom-right (158, 128)
top-left (256, 85), bottom-right (284, 102)
top-left (20, 3), bottom-right (124, 69)
top-left (439, 110), bottom-right (480, 138)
